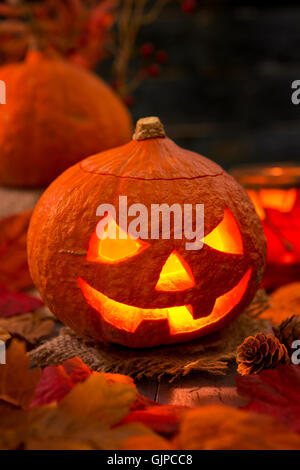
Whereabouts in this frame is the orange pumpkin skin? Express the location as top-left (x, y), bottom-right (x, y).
top-left (0, 51), bottom-right (132, 187)
top-left (28, 118), bottom-right (266, 348)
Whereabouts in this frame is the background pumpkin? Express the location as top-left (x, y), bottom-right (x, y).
top-left (27, 117), bottom-right (266, 348)
top-left (0, 50), bottom-right (132, 187)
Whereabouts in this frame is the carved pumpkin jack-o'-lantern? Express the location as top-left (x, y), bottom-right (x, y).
top-left (28, 117), bottom-right (266, 348)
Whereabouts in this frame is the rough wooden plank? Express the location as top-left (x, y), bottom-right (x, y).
top-left (155, 368), bottom-right (247, 408)
top-left (136, 380), bottom-right (159, 402)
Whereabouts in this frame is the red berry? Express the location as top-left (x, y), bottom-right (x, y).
top-left (156, 50), bottom-right (167, 64)
top-left (182, 0), bottom-right (196, 14)
top-left (147, 64), bottom-right (160, 77)
top-left (141, 43), bottom-right (154, 58)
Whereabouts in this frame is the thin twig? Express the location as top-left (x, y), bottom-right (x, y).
top-left (113, 0), bottom-right (174, 97)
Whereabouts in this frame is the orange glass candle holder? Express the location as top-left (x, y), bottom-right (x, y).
top-left (231, 163), bottom-right (300, 290)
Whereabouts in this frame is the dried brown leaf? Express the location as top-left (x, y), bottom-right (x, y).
top-left (0, 311), bottom-right (55, 345)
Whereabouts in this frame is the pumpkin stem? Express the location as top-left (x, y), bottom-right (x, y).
top-left (133, 117), bottom-right (165, 140)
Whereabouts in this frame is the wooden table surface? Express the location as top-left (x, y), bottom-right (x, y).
top-left (137, 365), bottom-right (247, 408)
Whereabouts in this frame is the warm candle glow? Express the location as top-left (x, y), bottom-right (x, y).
top-left (231, 163), bottom-right (300, 289)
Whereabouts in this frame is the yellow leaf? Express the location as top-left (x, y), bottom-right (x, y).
top-left (0, 327), bottom-right (10, 343)
top-left (9, 373), bottom-right (138, 449)
top-left (0, 339), bottom-right (41, 408)
top-left (0, 367), bottom-right (171, 450)
top-left (59, 373), bottom-right (137, 426)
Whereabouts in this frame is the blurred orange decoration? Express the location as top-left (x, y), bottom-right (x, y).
top-left (231, 164), bottom-right (300, 290)
top-left (0, 0), bottom-right (117, 69)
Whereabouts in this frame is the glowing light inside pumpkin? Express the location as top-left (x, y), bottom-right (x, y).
top-left (87, 207), bottom-right (244, 265)
top-left (203, 208), bottom-right (244, 254)
top-left (246, 186), bottom-right (300, 288)
top-left (155, 251), bottom-right (195, 292)
top-left (78, 269), bottom-right (251, 335)
top-left (87, 216), bottom-right (149, 264)
top-left (248, 189), bottom-right (297, 220)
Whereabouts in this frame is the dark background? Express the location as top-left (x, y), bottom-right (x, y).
top-left (102, 1), bottom-right (300, 170)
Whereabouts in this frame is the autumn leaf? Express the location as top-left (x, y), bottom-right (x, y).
top-left (0, 372), bottom-right (154, 450)
top-left (0, 327), bottom-right (10, 343)
top-left (105, 372), bottom-right (157, 411)
top-left (120, 430), bottom-right (174, 450)
top-left (31, 358), bottom-right (176, 445)
top-left (0, 288), bottom-right (43, 318)
top-left (131, 392), bottom-right (157, 411)
top-left (31, 357), bottom-right (93, 407)
top-left (121, 405), bottom-right (185, 436)
top-left (83, 422), bottom-right (172, 451)
top-left (175, 404), bottom-right (300, 450)
top-left (31, 357), bottom-right (156, 412)
top-left (236, 364), bottom-right (300, 432)
top-left (0, 361), bottom-right (174, 450)
top-left (59, 373), bottom-right (136, 425)
top-left (0, 339), bottom-right (41, 408)
top-left (104, 371), bottom-right (136, 387)
top-left (0, 210), bottom-right (33, 292)
top-left (0, 405), bottom-right (30, 450)
top-left (0, 289), bottom-right (50, 346)
top-left (26, 421), bottom-right (169, 451)
top-left (0, 311), bottom-right (55, 345)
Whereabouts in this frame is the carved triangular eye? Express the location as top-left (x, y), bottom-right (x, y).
top-left (155, 250), bottom-right (195, 292)
top-left (87, 215), bottom-right (149, 264)
top-left (204, 208), bottom-right (243, 254)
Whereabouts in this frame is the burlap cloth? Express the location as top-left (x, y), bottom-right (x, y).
top-left (28, 290), bottom-right (271, 381)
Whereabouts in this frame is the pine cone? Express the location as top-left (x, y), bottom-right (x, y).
top-left (236, 332), bottom-right (289, 375)
top-left (273, 315), bottom-right (300, 356)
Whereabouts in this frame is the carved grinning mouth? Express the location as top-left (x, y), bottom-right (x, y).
top-left (78, 269), bottom-right (251, 335)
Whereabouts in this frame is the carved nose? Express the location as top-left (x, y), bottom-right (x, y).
top-left (155, 250), bottom-right (195, 292)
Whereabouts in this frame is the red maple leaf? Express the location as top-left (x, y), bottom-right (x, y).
top-left (31, 357), bottom-right (155, 409)
top-left (0, 288), bottom-right (43, 318)
top-left (236, 364), bottom-right (300, 432)
top-left (120, 405), bottom-right (185, 436)
top-left (31, 356), bottom-right (182, 437)
top-left (31, 357), bottom-right (94, 407)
